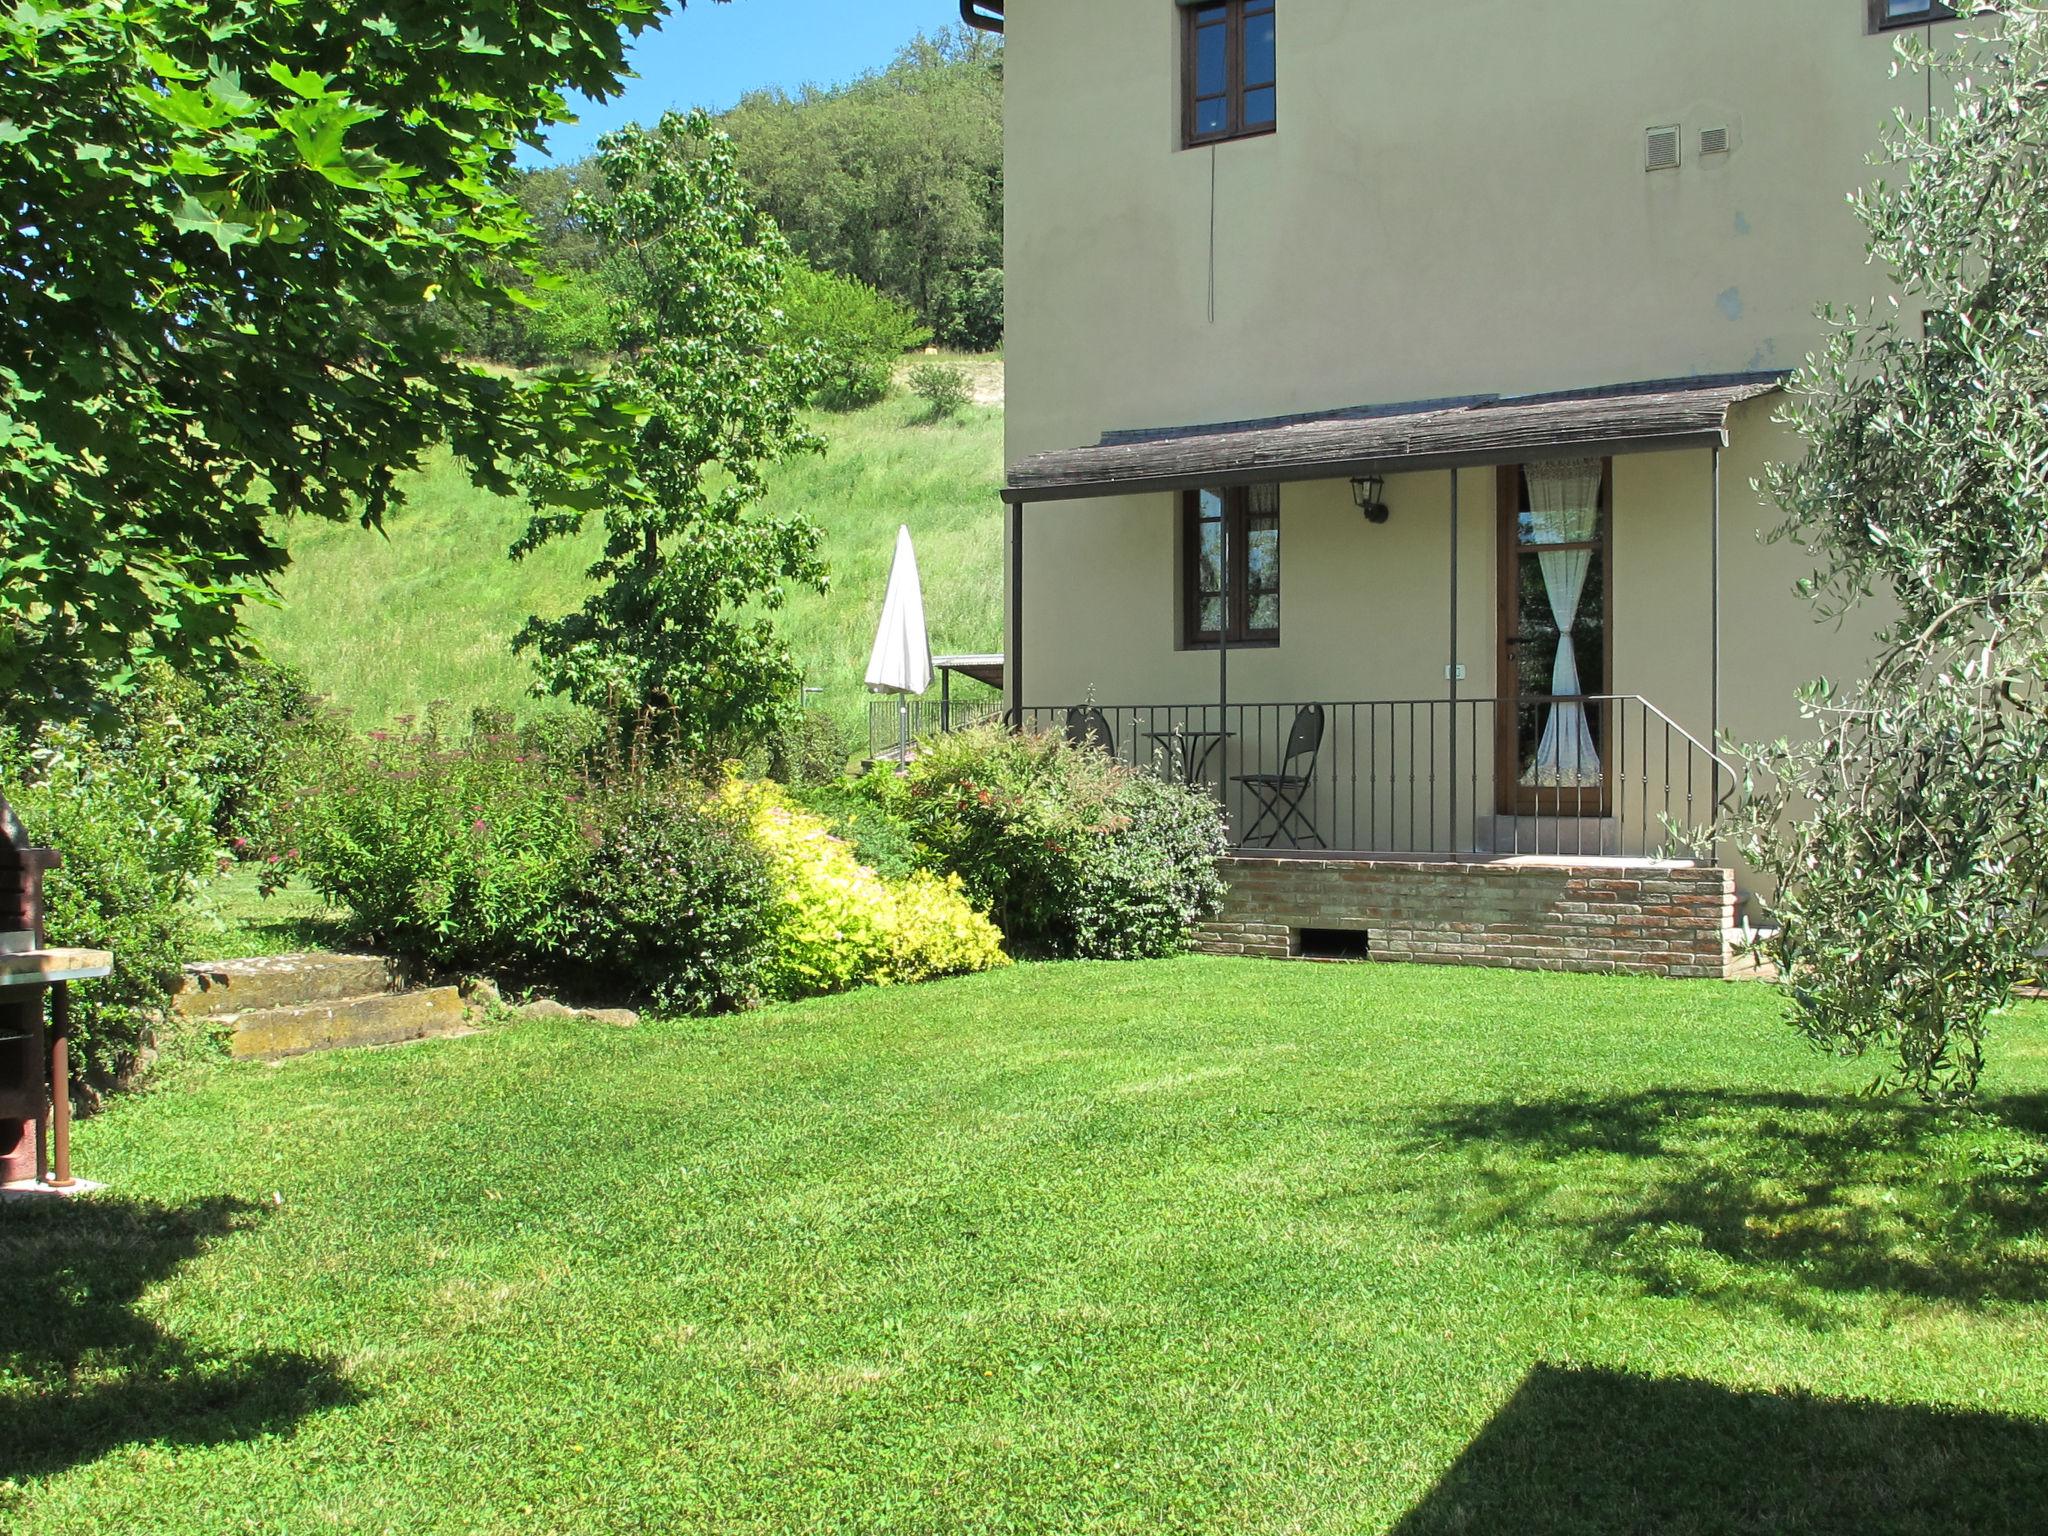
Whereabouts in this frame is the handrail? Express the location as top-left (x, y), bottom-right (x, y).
top-left (1603, 694), bottom-right (1740, 795)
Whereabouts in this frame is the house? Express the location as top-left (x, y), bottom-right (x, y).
top-left (962, 0), bottom-right (1953, 978)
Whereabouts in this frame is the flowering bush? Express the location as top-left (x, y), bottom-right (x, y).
top-left (287, 717), bottom-right (591, 974)
top-left (864, 725), bottom-right (1228, 960)
top-left (1069, 772), bottom-right (1230, 961)
top-left (290, 725), bottom-right (1002, 1012)
top-left (728, 781), bottom-right (1007, 999)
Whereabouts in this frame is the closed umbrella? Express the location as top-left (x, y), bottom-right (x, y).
top-left (865, 525), bottom-right (934, 764)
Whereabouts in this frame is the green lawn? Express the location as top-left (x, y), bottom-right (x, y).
top-left (8, 960), bottom-right (2048, 1533)
top-left (249, 389), bottom-right (1005, 748)
top-left (184, 867), bottom-right (350, 962)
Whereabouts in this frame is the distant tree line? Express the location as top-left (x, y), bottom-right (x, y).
top-left (457, 26), bottom-right (1004, 371)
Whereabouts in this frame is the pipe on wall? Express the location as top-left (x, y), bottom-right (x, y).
top-left (960, 1), bottom-right (1005, 34)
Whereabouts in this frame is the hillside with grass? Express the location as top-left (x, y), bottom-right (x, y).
top-left (250, 385), bottom-right (1005, 749)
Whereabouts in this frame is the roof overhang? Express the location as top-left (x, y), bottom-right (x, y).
top-left (1002, 373), bottom-right (1788, 506)
top-left (935, 653), bottom-right (1004, 689)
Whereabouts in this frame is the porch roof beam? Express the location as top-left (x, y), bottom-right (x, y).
top-left (999, 372), bottom-right (1786, 507)
top-left (999, 430), bottom-right (1732, 506)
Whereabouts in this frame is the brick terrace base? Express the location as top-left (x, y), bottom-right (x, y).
top-left (1199, 855), bottom-right (1735, 980)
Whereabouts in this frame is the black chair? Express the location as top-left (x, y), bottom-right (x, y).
top-left (1065, 706), bottom-right (1117, 757)
top-left (1234, 705), bottom-right (1326, 849)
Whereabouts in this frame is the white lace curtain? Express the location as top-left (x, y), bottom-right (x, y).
top-left (1521, 459), bottom-right (1604, 788)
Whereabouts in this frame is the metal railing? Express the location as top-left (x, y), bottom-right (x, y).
top-left (1010, 696), bottom-right (1735, 860)
top-left (868, 696), bottom-right (1002, 762)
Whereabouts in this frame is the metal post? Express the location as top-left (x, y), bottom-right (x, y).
top-left (1449, 467), bottom-right (1461, 855)
top-left (941, 669), bottom-right (953, 734)
top-left (48, 981), bottom-right (70, 1189)
top-left (1710, 445), bottom-right (1724, 862)
top-left (1218, 502), bottom-right (1232, 836)
top-left (1218, 507), bottom-right (1231, 719)
top-left (1007, 500), bottom-right (1025, 728)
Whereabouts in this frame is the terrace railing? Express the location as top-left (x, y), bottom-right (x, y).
top-left (867, 696), bottom-right (1003, 762)
top-left (1011, 696), bottom-right (1736, 860)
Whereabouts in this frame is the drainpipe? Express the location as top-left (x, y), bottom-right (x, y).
top-left (960, 1), bottom-right (1005, 34)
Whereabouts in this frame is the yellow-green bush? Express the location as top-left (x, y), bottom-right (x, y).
top-left (727, 782), bottom-right (1007, 999)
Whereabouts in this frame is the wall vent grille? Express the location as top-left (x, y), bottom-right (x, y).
top-left (1645, 125), bottom-right (1681, 172)
top-left (1700, 126), bottom-right (1731, 156)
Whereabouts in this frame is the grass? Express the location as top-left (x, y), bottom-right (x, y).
top-left (184, 867), bottom-right (350, 962)
top-left (7, 960), bottom-right (2048, 1533)
top-left (249, 387), bottom-right (1006, 748)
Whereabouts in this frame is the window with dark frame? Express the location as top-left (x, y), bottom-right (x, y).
top-left (1870, 0), bottom-right (1955, 30)
top-left (1184, 0), bottom-right (1276, 148)
top-left (1183, 484), bottom-right (1280, 648)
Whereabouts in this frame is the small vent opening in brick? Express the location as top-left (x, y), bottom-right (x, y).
top-left (1296, 928), bottom-right (1371, 962)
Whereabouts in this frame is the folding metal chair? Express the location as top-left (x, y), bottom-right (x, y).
top-left (1234, 704), bottom-right (1326, 848)
top-left (1064, 706), bottom-right (1117, 757)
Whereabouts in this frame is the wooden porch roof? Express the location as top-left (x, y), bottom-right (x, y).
top-left (1002, 373), bottom-right (1787, 506)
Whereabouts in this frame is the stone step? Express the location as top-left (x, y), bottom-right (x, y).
top-left (228, 986), bottom-right (474, 1061)
top-left (177, 953), bottom-right (406, 1019)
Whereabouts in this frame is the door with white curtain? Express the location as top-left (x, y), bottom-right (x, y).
top-left (1496, 460), bottom-right (1612, 817)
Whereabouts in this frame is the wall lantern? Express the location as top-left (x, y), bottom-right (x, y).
top-left (1351, 475), bottom-right (1391, 525)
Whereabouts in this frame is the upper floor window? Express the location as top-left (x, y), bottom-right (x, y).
top-left (1184, 1), bottom-right (1276, 148)
top-left (1870, 0), bottom-right (1954, 29)
top-left (1182, 484), bottom-right (1280, 647)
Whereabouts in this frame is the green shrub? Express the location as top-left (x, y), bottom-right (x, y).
top-left (777, 263), bottom-right (929, 412)
top-left (791, 782), bottom-right (923, 880)
top-left (867, 725), bottom-right (1228, 959)
top-left (290, 720), bottom-right (995, 1013)
top-left (3, 707), bottom-right (219, 1095)
top-left (521, 267), bottom-right (616, 364)
top-left (815, 355), bottom-right (894, 414)
top-left (907, 362), bottom-right (971, 421)
top-left (729, 781), bottom-right (1006, 999)
top-left (765, 708), bottom-right (849, 788)
top-left (172, 657), bottom-right (343, 851)
top-left (287, 717), bottom-right (593, 975)
top-left (934, 264), bottom-right (1003, 352)
top-left (561, 790), bottom-right (775, 1014)
top-left (1071, 773), bottom-right (1231, 961)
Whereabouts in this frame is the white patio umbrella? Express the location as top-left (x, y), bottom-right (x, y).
top-left (865, 525), bottom-right (934, 765)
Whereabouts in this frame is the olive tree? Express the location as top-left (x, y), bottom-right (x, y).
top-left (1731, 2), bottom-right (2048, 1099)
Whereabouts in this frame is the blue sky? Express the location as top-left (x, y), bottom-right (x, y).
top-left (532, 0), bottom-right (962, 162)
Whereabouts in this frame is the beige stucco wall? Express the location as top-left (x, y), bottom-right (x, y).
top-left (1004, 0), bottom-right (1935, 458)
top-left (1001, 0), bottom-right (1929, 897)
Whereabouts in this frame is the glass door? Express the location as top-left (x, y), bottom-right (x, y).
top-left (1496, 461), bottom-right (1611, 817)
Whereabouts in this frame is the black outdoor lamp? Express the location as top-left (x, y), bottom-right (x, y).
top-left (1351, 475), bottom-right (1390, 525)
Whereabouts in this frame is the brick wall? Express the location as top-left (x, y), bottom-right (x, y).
top-left (1199, 856), bottom-right (1735, 979)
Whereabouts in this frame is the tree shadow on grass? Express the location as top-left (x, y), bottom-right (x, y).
top-left (1408, 1090), bottom-right (2048, 1319)
top-left (0, 1196), bottom-right (359, 1482)
top-left (1391, 1363), bottom-right (2048, 1535)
